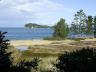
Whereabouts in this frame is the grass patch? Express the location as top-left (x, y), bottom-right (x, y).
top-left (69, 38), bottom-right (86, 41)
top-left (43, 37), bottom-right (67, 40)
top-left (22, 51), bottom-right (60, 58)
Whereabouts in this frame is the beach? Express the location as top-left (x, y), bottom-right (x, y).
top-left (10, 38), bottom-right (96, 46)
top-left (10, 39), bottom-right (76, 47)
top-left (9, 39), bottom-right (96, 70)
top-left (10, 39), bottom-right (96, 52)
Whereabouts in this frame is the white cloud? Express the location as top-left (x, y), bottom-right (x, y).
top-left (0, 0), bottom-right (74, 26)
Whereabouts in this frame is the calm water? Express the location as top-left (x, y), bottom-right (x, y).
top-left (0, 28), bottom-right (53, 40)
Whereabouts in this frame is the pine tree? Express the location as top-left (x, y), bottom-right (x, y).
top-left (70, 22), bottom-right (79, 34)
top-left (94, 16), bottom-right (96, 38)
top-left (73, 9), bottom-right (87, 34)
top-left (86, 16), bottom-right (93, 34)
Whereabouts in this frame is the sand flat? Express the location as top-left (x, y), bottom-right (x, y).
top-left (10, 39), bottom-right (75, 47)
top-left (10, 40), bottom-right (53, 46)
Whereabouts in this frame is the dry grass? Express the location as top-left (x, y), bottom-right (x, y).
top-left (10, 39), bottom-right (96, 71)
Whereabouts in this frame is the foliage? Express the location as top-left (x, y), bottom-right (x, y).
top-left (43, 37), bottom-right (66, 40)
top-left (55, 48), bottom-right (96, 72)
top-left (0, 31), bottom-right (12, 72)
top-left (25, 23), bottom-right (50, 29)
top-left (70, 22), bottom-right (79, 33)
top-left (0, 31), bottom-right (40, 72)
top-left (25, 23), bottom-right (33, 29)
top-left (11, 58), bottom-right (40, 72)
top-left (72, 38), bottom-right (85, 41)
top-left (70, 9), bottom-right (87, 34)
top-left (6, 45), bottom-right (21, 64)
top-left (70, 9), bottom-right (96, 38)
top-left (53, 18), bottom-right (69, 39)
top-left (86, 16), bottom-right (93, 34)
top-left (94, 16), bottom-right (96, 38)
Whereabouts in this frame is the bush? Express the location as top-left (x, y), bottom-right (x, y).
top-left (0, 31), bottom-right (12, 72)
top-left (71, 38), bottom-right (85, 41)
top-left (55, 48), bottom-right (96, 72)
top-left (43, 37), bottom-right (66, 40)
top-left (43, 37), bottom-right (54, 40)
top-left (11, 58), bottom-right (41, 72)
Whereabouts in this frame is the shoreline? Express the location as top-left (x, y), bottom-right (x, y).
top-left (9, 39), bottom-right (96, 53)
top-left (10, 39), bottom-right (75, 47)
top-left (10, 40), bottom-right (54, 47)
top-left (10, 38), bottom-right (96, 47)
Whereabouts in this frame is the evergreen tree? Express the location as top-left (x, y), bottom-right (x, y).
top-left (53, 18), bottom-right (69, 39)
top-left (94, 16), bottom-right (96, 38)
top-left (73, 9), bottom-right (87, 34)
top-left (0, 31), bottom-right (12, 72)
top-left (70, 22), bottom-right (79, 34)
top-left (86, 16), bottom-right (93, 34)
top-left (66, 24), bottom-right (69, 35)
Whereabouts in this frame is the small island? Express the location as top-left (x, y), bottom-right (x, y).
top-left (25, 23), bottom-right (50, 29)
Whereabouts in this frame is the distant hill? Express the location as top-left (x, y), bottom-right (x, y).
top-left (25, 23), bottom-right (50, 29)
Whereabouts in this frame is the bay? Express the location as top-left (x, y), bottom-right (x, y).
top-left (0, 28), bottom-right (53, 40)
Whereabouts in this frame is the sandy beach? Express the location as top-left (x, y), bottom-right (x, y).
top-left (10, 39), bottom-right (76, 47)
top-left (10, 38), bottom-right (96, 47)
top-left (10, 40), bottom-right (53, 46)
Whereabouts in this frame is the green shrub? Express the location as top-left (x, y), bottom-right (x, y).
top-left (55, 48), bottom-right (96, 72)
top-left (11, 58), bottom-right (41, 72)
top-left (43, 37), bottom-right (54, 40)
top-left (73, 38), bottom-right (85, 41)
top-left (0, 31), bottom-right (12, 72)
top-left (43, 37), bottom-right (66, 40)
top-left (22, 51), bottom-right (59, 58)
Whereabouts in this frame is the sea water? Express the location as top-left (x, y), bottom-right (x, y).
top-left (0, 28), bottom-right (53, 40)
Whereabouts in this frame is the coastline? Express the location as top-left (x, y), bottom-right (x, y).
top-left (10, 38), bottom-right (96, 50)
top-left (10, 39), bottom-right (76, 47)
top-left (10, 40), bottom-right (53, 47)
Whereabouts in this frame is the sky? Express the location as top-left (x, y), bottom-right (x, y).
top-left (0, 0), bottom-right (96, 27)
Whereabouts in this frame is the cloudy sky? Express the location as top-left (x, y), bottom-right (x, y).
top-left (0, 0), bottom-right (96, 27)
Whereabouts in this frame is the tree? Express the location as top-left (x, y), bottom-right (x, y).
top-left (55, 48), bottom-right (96, 72)
top-left (53, 18), bottom-right (69, 39)
top-left (25, 23), bottom-right (33, 29)
top-left (73, 9), bottom-right (87, 34)
top-left (94, 16), bottom-right (96, 38)
top-left (0, 31), bottom-right (12, 72)
top-left (70, 22), bottom-right (79, 34)
top-left (66, 24), bottom-right (69, 35)
top-left (86, 16), bottom-right (93, 34)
